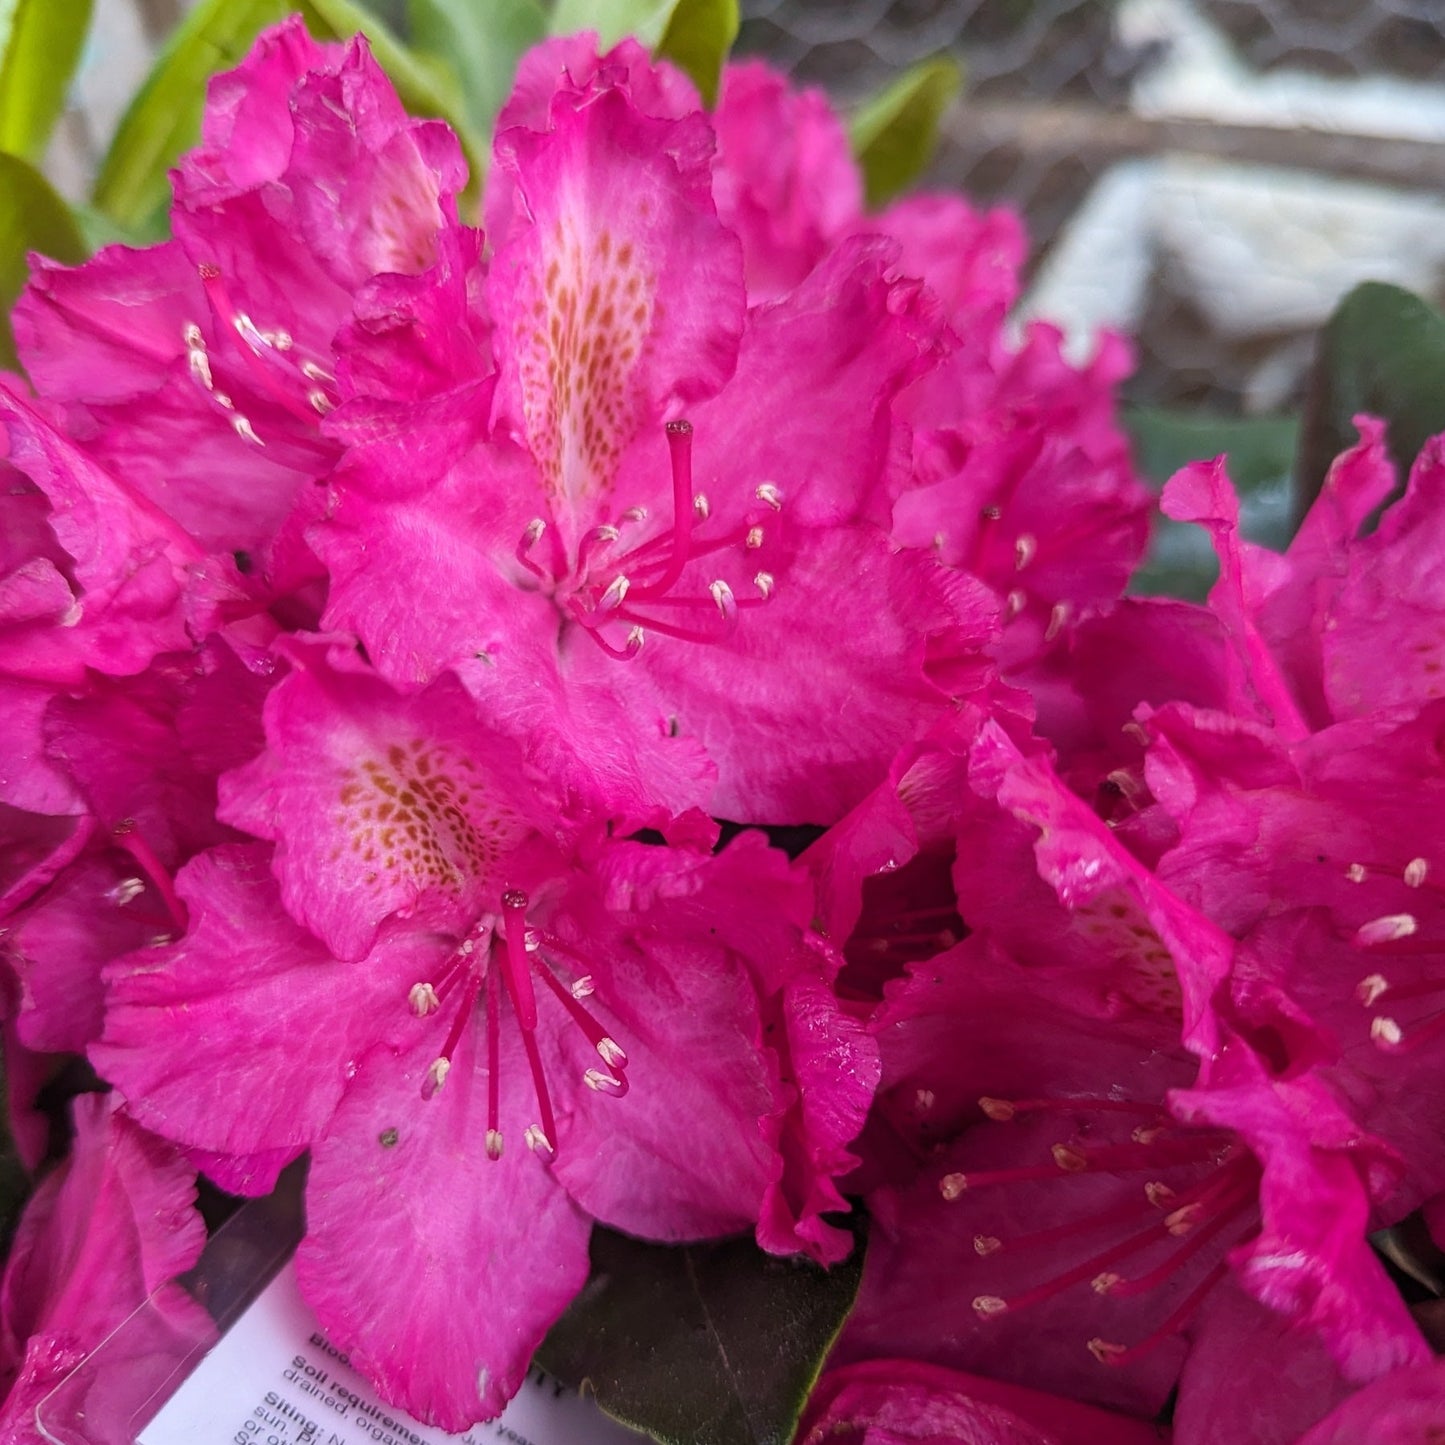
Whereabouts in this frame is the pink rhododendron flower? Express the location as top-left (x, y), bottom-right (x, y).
top-left (0, 1094), bottom-right (211, 1443)
top-left (13, 19), bottom-right (463, 591)
top-left (94, 642), bottom-right (876, 1426)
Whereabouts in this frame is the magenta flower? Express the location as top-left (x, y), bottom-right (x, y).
top-left (319, 63), bottom-right (990, 825)
top-left (12, 19), bottom-right (463, 587)
top-left (0, 1095), bottom-right (211, 1443)
top-left (93, 645), bottom-right (877, 1426)
top-left (798, 1358), bottom-right (1169, 1445)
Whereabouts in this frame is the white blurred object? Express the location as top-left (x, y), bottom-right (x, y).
top-left (1019, 0), bottom-right (1445, 389)
top-left (1120, 0), bottom-right (1445, 141)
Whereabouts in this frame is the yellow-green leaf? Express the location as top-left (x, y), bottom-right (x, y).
top-left (1, 150), bottom-right (88, 372)
top-left (407, 0), bottom-right (547, 134)
top-left (0, 0), bottom-right (94, 162)
top-left (849, 55), bottom-right (961, 210)
top-left (656, 0), bottom-right (738, 107)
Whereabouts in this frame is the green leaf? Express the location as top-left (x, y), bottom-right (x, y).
top-left (0, 0), bottom-right (94, 162)
top-left (848, 55), bottom-right (961, 210)
top-left (549, 0), bottom-right (672, 47)
top-left (93, 0), bottom-right (485, 234)
top-left (656, 0), bottom-right (738, 107)
top-left (1, 150), bottom-right (88, 372)
top-left (1296, 281), bottom-right (1445, 520)
top-left (407, 0), bottom-right (547, 134)
top-left (537, 1225), bottom-right (866, 1445)
top-left (1124, 406), bottom-right (1299, 601)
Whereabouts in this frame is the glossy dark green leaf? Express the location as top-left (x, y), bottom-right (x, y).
top-left (849, 55), bottom-right (961, 210)
top-left (656, 0), bottom-right (738, 107)
top-left (538, 1224), bottom-right (866, 1445)
top-left (0, 0), bottom-right (95, 162)
top-left (407, 0), bottom-right (547, 134)
top-left (1296, 281), bottom-right (1445, 520)
top-left (1124, 406), bottom-right (1298, 601)
top-left (1, 150), bottom-right (88, 372)
top-left (93, 0), bottom-right (483, 234)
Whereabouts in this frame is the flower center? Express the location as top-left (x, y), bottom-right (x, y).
top-left (407, 888), bottom-right (627, 1162)
top-left (513, 419), bottom-right (781, 659)
top-left (188, 262), bottom-right (339, 445)
top-left (1346, 854), bottom-right (1445, 1054)
top-left (939, 1092), bottom-right (1259, 1368)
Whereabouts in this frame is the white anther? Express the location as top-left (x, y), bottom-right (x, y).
top-left (755, 482), bottom-right (783, 511)
top-left (270, 329), bottom-right (294, 351)
top-left (709, 579), bottom-right (736, 619)
top-left (213, 391), bottom-right (233, 409)
top-left (1356, 913), bottom-right (1418, 946)
top-left (485, 1129), bottom-right (504, 1160)
top-left (622, 506), bottom-right (648, 523)
top-left (1144, 1181), bottom-right (1176, 1208)
top-left (188, 348), bottom-right (214, 390)
top-left (234, 312), bottom-right (265, 348)
top-left (147, 933), bottom-right (174, 948)
top-left (1015, 533), bottom-right (1037, 569)
top-left (753, 571), bottom-right (775, 599)
top-left (692, 493), bottom-right (710, 520)
top-left (425, 1057), bottom-right (451, 1093)
top-left (972, 1295), bottom-right (1008, 1319)
top-left (1004, 589), bottom-right (1026, 620)
top-left (626, 626), bottom-right (646, 652)
top-left (1356, 973), bottom-right (1390, 1007)
top-left (524, 1124), bottom-right (554, 1155)
top-left (1052, 1144), bottom-right (1088, 1172)
top-left (1405, 857), bottom-right (1429, 888)
top-left (584, 1067), bottom-right (624, 1093)
top-left (571, 975), bottom-right (596, 999)
top-left (1371, 1016), bottom-right (1403, 1048)
top-left (1346, 863), bottom-right (1367, 883)
top-left (746, 526), bottom-right (764, 550)
top-left (300, 360), bottom-right (332, 382)
top-left (978, 1097), bottom-right (1016, 1121)
top-left (232, 414), bottom-right (264, 447)
top-left (523, 929), bottom-right (541, 954)
top-left (596, 1037), bottom-right (627, 1069)
top-left (939, 1173), bottom-right (968, 1200)
top-left (1045, 601), bottom-right (1071, 643)
top-left (599, 575), bottom-right (631, 612)
top-left (109, 876), bottom-right (146, 906)
top-left (1091, 1272), bottom-right (1123, 1296)
top-left (593, 525), bottom-right (620, 543)
top-left (1131, 1125), bottom-right (1166, 1145)
top-left (408, 982), bottom-right (440, 1016)
top-left (458, 939), bottom-right (475, 957)
top-left (308, 388), bottom-right (332, 415)
top-left (1165, 1203), bottom-right (1202, 1236)
top-left (973, 1235), bottom-right (1001, 1257)
top-left (523, 517), bottom-right (545, 545)
top-left (182, 322), bottom-right (205, 349)
top-left (1088, 1339), bottom-right (1127, 1365)
top-left (932, 532), bottom-right (945, 550)
top-left (914, 1088), bottom-right (935, 1112)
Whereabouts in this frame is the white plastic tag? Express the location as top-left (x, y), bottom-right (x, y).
top-left (136, 1261), bottom-right (640, 1445)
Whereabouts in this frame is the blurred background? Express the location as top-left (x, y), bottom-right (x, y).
top-left (44, 0), bottom-right (1445, 421)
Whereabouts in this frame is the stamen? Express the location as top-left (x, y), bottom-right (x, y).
top-left (108, 876), bottom-right (146, 907)
top-left (232, 415), bottom-right (264, 447)
top-left (753, 571), bottom-right (774, 598)
top-left (424, 1057), bottom-right (451, 1095)
top-left (409, 982), bottom-right (440, 1016)
top-left (746, 527), bottom-right (764, 549)
top-left (1357, 973), bottom-right (1390, 1007)
top-left (486, 1129), bottom-right (504, 1161)
top-left (524, 1124), bottom-right (555, 1155)
top-left (1088, 1262), bottom-right (1230, 1368)
top-left (571, 975), bottom-right (596, 998)
top-left (516, 518), bottom-right (549, 582)
top-left (755, 483), bottom-right (783, 511)
top-left (708, 579), bottom-right (736, 621)
top-left (1356, 914), bottom-right (1418, 946)
top-left (111, 820), bottom-right (188, 932)
top-left (693, 494), bottom-right (710, 520)
top-left (598, 575), bottom-right (631, 613)
top-left (1015, 534), bottom-right (1037, 569)
top-left (1405, 858), bottom-right (1429, 888)
top-left (1346, 863), bottom-right (1367, 883)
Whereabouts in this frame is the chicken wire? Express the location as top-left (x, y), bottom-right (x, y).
top-left (736, 0), bottom-right (1445, 412)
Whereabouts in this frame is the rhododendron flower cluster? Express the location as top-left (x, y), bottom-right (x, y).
top-left (2, 15), bottom-right (1442, 1444)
